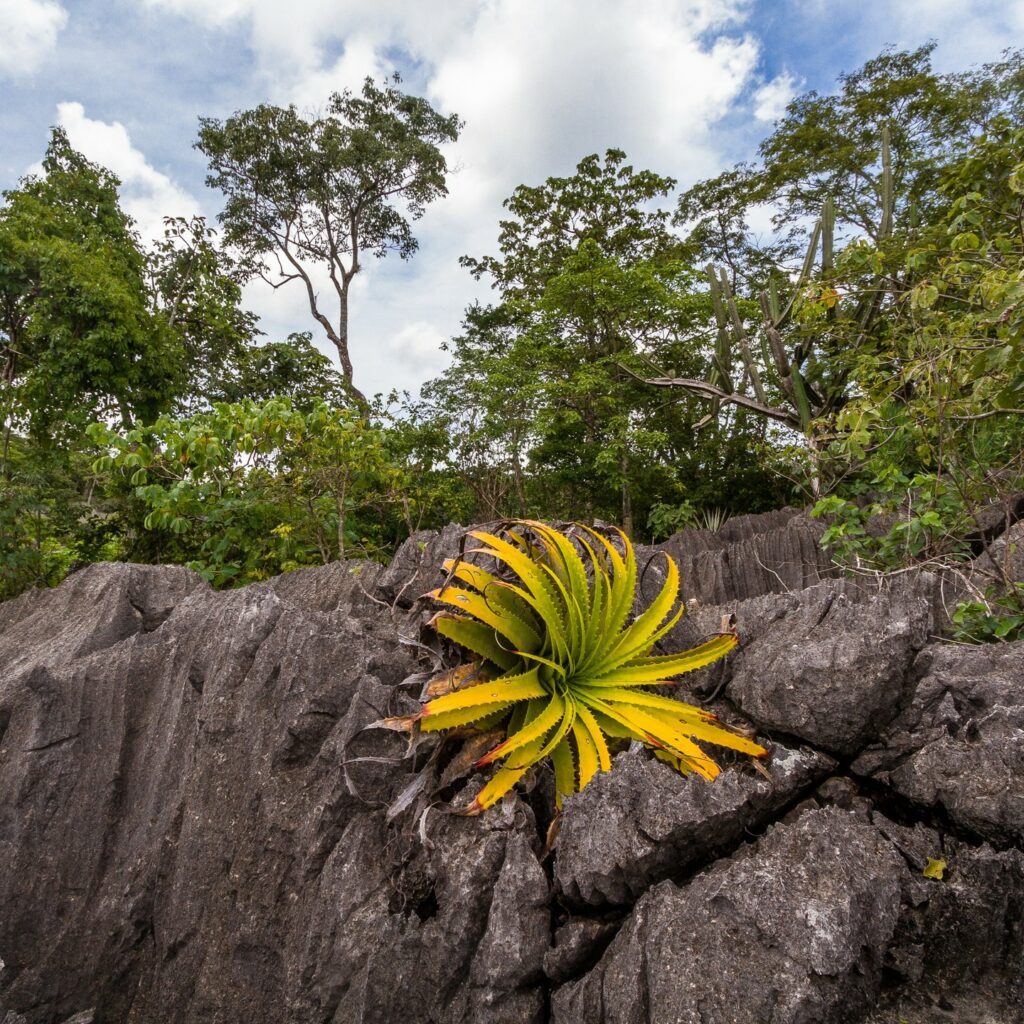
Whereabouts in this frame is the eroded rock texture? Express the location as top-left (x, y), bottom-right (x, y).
top-left (1, 509), bottom-right (1022, 1023)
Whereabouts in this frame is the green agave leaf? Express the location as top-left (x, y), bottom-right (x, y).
top-left (434, 614), bottom-right (519, 671)
top-left (602, 551), bottom-right (680, 664)
top-left (467, 533), bottom-right (571, 664)
top-left (422, 522), bottom-right (766, 814)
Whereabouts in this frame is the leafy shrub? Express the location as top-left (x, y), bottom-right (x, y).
top-left (401, 521), bottom-right (766, 814)
top-left (951, 583), bottom-right (1024, 643)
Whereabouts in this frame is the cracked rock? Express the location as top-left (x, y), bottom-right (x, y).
top-left (554, 742), bottom-right (836, 906)
top-left (852, 640), bottom-right (1024, 845)
top-left (552, 807), bottom-right (906, 1023)
top-left (726, 575), bottom-right (934, 755)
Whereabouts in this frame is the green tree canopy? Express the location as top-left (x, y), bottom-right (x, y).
top-left (677, 45), bottom-right (1024, 286)
top-left (427, 150), bottom-right (793, 534)
top-left (196, 75), bottom-right (463, 404)
top-left (0, 128), bottom-right (181, 441)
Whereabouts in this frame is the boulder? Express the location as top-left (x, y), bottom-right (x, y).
top-left (1, 515), bottom-right (1022, 1024)
top-left (554, 743), bottom-right (836, 906)
top-left (724, 574), bottom-right (934, 755)
top-left (852, 641), bottom-right (1024, 845)
top-left (552, 807), bottom-right (906, 1023)
top-left (655, 508), bottom-right (835, 606)
top-left (374, 524), bottom-right (466, 607)
top-left (0, 562), bottom-right (204, 680)
top-left (0, 562), bottom-right (550, 1024)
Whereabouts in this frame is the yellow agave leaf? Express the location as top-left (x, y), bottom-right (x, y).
top-left (420, 667), bottom-right (545, 721)
top-left (624, 702), bottom-right (767, 758)
top-left (476, 692), bottom-right (564, 766)
top-left (441, 558), bottom-right (539, 628)
top-left (535, 693), bottom-right (577, 761)
top-left (584, 634), bottom-right (738, 685)
top-left (578, 685), bottom-right (717, 721)
top-left (464, 725), bottom-right (550, 815)
top-left (434, 614), bottom-right (519, 671)
top-left (573, 703), bottom-right (612, 773)
top-left (463, 762), bottom-right (532, 815)
top-left (590, 699), bottom-right (721, 780)
top-left (430, 585), bottom-right (541, 653)
top-left (603, 552), bottom-right (681, 663)
top-left (419, 701), bottom-right (518, 733)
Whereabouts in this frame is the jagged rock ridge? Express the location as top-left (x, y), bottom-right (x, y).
top-left (1, 511), bottom-right (1022, 1023)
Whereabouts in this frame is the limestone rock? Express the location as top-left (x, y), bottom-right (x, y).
top-left (552, 808), bottom-right (906, 1023)
top-left (554, 743), bottom-right (836, 906)
top-left (852, 641), bottom-right (1024, 845)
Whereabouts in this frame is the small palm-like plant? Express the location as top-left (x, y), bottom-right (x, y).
top-left (410, 521), bottom-right (767, 814)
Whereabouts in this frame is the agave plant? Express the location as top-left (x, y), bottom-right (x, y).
top-left (409, 521), bottom-right (767, 814)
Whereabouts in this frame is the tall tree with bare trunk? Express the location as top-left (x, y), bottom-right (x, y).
top-left (197, 75), bottom-right (462, 408)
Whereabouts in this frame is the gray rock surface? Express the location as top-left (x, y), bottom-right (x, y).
top-left (972, 519), bottom-right (1024, 590)
top-left (1, 516), bottom-right (1022, 1024)
top-left (725, 574), bottom-right (934, 755)
top-left (852, 641), bottom-right (1024, 845)
top-left (552, 807), bottom-right (907, 1023)
top-left (865, 813), bottom-right (1024, 1023)
top-left (375, 523), bottom-right (466, 607)
top-left (554, 743), bottom-right (836, 906)
top-left (0, 560), bottom-right (549, 1024)
top-left (656, 507), bottom-right (835, 606)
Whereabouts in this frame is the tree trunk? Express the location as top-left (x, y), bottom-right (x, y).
top-left (335, 286), bottom-right (369, 413)
top-left (621, 454), bottom-right (634, 539)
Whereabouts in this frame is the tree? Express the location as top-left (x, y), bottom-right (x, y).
top-left (677, 45), bottom-right (1024, 279)
top-left (146, 215), bottom-right (259, 414)
top-left (88, 398), bottom-right (459, 585)
top-left (641, 47), bottom-right (1024, 496)
top-left (427, 150), bottom-right (792, 535)
top-left (210, 332), bottom-right (352, 410)
top-left (0, 128), bottom-right (182, 446)
top-left (196, 75), bottom-right (463, 405)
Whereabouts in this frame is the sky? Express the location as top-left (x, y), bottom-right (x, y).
top-left (1, 0), bottom-right (1022, 400)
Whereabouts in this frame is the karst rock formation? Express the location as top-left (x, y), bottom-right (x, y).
top-left (1, 509), bottom-right (1022, 1023)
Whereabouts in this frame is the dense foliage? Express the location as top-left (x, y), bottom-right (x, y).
top-left (3, 52), bottom-right (1024, 643)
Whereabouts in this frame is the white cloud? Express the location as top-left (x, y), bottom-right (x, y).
top-left (55, 101), bottom-right (203, 244)
top-left (386, 321), bottom-right (451, 378)
top-left (753, 72), bottom-right (797, 123)
top-left (0, 0), bottom-right (67, 77)
top-left (135, 0), bottom-right (765, 398)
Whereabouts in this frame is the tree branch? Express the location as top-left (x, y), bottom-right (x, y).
top-left (618, 363), bottom-right (802, 428)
